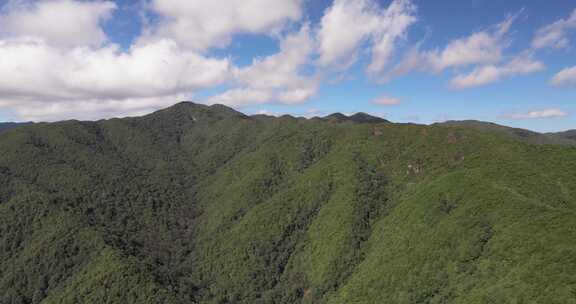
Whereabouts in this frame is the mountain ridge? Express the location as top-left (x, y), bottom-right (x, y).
top-left (0, 122), bottom-right (32, 133)
top-left (435, 119), bottom-right (576, 145)
top-left (0, 102), bottom-right (575, 303)
top-left (2, 103), bottom-right (573, 145)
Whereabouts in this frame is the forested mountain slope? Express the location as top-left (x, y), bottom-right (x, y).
top-left (436, 120), bottom-right (576, 145)
top-left (0, 122), bottom-right (31, 134)
top-left (1, 102), bottom-right (575, 304)
top-left (551, 130), bottom-right (576, 142)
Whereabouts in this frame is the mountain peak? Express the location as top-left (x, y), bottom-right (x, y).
top-left (323, 113), bottom-right (349, 122)
top-left (322, 112), bottom-right (389, 124)
top-left (1, 101), bottom-right (576, 303)
top-left (149, 101), bottom-right (247, 123)
top-left (348, 112), bottom-right (389, 123)
top-left (208, 103), bottom-right (245, 116)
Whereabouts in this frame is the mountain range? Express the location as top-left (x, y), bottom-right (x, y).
top-left (435, 120), bottom-right (576, 145)
top-left (1, 102), bottom-right (575, 303)
top-left (0, 122), bottom-right (31, 134)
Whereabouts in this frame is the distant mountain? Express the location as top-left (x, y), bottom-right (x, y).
top-left (0, 102), bottom-right (575, 304)
top-left (0, 122), bottom-right (31, 133)
top-left (321, 112), bottom-right (349, 122)
top-left (348, 112), bottom-right (389, 123)
top-left (549, 129), bottom-right (576, 141)
top-left (321, 112), bottom-right (389, 124)
top-left (435, 120), bottom-right (576, 145)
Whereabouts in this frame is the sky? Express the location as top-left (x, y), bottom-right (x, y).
top-left (0, 0), bottom-right (574, 132)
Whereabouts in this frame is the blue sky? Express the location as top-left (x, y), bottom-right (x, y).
top-left (0, 0), bottom-right (575, 132)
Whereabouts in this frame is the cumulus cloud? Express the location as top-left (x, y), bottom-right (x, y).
top-left (503, 109), bottom-right (568, 120)
top-left (388, 15), bottom-right (514, 78)
top-left (235, 26), bottom-right (315, 90)
top-left (0, 37), bottom-right (231, 120)
top-left (206, 25), bottom-right (318, 107)
top-left (0, 0), bottom-right (116, 48)
top-left (550, 66), bottom-right (576, 87)
top-left (384, 15), bottom-right (545, 87)
top-left (317, 0), bottom-right (416, 75)
top-left (147, 0), bottom-right (303, 51)
top-left (426, 16), bottom-right (513, 72)
top-left (0, 38), bottom-right (230, 100)
top-left (532, 9), bottom-right (576, 49)
top-left (254, 109), bottom-right (281, 117)
top-left (371, 96), bottom-right (401, 105)
top-left (205, 89), bottom-right (272, 107)
top-left (277, 87), bottom-right (317, 104)
top-left (0, 0), bottom-right (311, 121)
top-left (0, 0), bottom-right (561, 121)
top-left (450, 54), bottom-right (545, 89)
top-left (0, 94), bottom-right (191, 122)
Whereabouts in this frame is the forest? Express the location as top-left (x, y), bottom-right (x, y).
top-left (0, 102), bottom-right (575, 303)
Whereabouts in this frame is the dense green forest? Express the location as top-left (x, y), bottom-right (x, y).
top-left (1, 102), bottom-right (575, 304)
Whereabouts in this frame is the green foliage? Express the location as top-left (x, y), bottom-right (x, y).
top-left (0, 102), bottom-right (575, 303)
top-left (436, 120), bottom-right (576, 145)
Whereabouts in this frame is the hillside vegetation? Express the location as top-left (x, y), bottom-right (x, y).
top-left (436, 120), bottom-right (576, 145)
top-left (1, 102), bottom-right (575, 304)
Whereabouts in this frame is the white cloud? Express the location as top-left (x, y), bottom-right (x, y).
top-left (205, 88), bottom-right (272, 107)
top-left (317, 0), bottom-right (378, 68)
top-left (205, 84), bottom-right (316, 108)
top-left (450, 54), bottom-right (544, 89)
top-left (0, 0), bottom-right (116, 48)
top-left (532, 9), bottom-right (576, 49)
top-left (0, 38), bottom-right (231, 120)
top-left (277, 87), bottom-right (317, 104)
top-left (503, 109), bottom-right (568, 120)
top-left (0, 0), bottom-right (311, 120)
top-left (366, 0), bottom-right (417, 75)
top-left (0, 94), bottom-right (191, 122)
top-left (254, 109), bottom-right (280, 117)
top-left (0, 38), bottom-right (230, 100)
top-left (424, 16), bottom-right (513, 73)
top-left (382, 42), bottom-right (423, 80)
top-left (0, 1), bottom-right (213, 121)
top-left (206, 25), bottom-right (318, 107)
top-left (235, 25), bottom-right (315, 90)
top-left (0, 0), bottom-right (561, 121)
top-left (372, 14), bottom-right (546, 88)
top-left (0, 0), bottom-right (233, 121)
top-left (382, 15), bottom-right (516, 82)
top-left (426, 19), bottom-right (511, 72)
top-left (317, 0), bottom-right (416, 74)
top-left (304, 108), bottom-right (322, 117)
top-left (550, 66), bottom-right (576, 87)
top-left (148, 0), bottom-right (303, 51)
top-left (64, 40), bottom-right (231, 98)
top-left (252, 108), bottom-right (323, 118)
top-left (371, 96), bottom-right (401, 105)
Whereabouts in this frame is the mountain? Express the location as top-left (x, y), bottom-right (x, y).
top-left (435, 120), bottom-right (576, 145)
top-left (1, 102), bottom-right (575, 304)
top-left (321, 112), bottom-right (349, 123)
top-left (549, 129), bottom-right (576, 142)
top-left (0, 122), bottom-right (31, 133)
top-left (347, 112), bottom-right (389, 123)
top-left (320, 112), bottom-right (389, 124)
